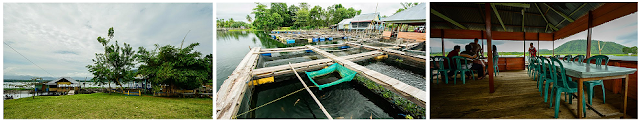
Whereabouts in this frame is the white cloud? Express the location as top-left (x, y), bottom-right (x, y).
top-left (4, 3), bottom-right (213, 79)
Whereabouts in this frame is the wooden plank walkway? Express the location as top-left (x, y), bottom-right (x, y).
top-left (252, 51), bottom-right (383, 78)
top-left (307, 45), bottom-right (427, 108)
top-left (216, 47), bottom-right (261, 119)
top-left (430, 70), bottom-right (629, 118)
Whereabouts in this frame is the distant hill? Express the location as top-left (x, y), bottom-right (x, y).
top-left (549, 39), bottom-right (628, 54)
top-left (3, 75), bottom-right (89, 81)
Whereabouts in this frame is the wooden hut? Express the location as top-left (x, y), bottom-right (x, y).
top-left (350, 13), bottom-right (381, 30)
top-left (44, 77), bottom-right (80, 93)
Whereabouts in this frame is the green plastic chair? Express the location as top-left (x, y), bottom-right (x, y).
top-left (433, 56), bottom-right (451, 84)
top-left (572, 55), bottom-right (585, 62)
top-left (493, 55), bottom-right (499, 76)
top-left (538, 57), bottom-right (558, 103)
top-left (563, 55), bottom-right (573, 61)
top-left (548, 57), bottom-right (586, 118)
top-left (528, 56), bottom-right (538, 79)
top-left (451, 56), bottom-right (476, 85)
top-left (584, 55), bottom-right (609, 105)
top-left (430, 57), bottom-right (439, 82)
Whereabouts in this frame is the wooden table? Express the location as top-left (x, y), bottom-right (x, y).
top-left (554, 60), bottom-right (637, 118)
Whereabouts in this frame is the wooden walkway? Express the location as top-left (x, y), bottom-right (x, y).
top-left (430, 70), bottom-right (631, 118)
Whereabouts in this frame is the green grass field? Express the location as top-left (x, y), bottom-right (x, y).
top-left (4, 93), bottom-right (212, 119)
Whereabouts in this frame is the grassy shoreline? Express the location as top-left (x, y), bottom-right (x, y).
top-left (4, 93), bottom-right (212, 119)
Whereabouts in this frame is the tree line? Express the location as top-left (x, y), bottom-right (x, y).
top-left (250, 2), bottom-right (362, 30)
top-left (86, 27), bottom-right (212, 91)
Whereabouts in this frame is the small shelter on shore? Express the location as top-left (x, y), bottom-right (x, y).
top-left (349, 13), bottom-right (381, 30)
top-left (382, 3), bottom-right (426, 41)
top-left (43, 77), bottom-right (80, 93)
top-left (338, 18), bottom-right (352, 30)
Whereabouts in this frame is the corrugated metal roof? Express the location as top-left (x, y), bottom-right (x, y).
top-left (382, 3), bottom-right (426, 23)
top-left (430, 2), bottom-right (605, 33)
top-left (350, 13), bottom-right (379, 22)
top-left (338, 18), bottom-right (352, 25)
top-left (45, 77), bottom-right (79, 85)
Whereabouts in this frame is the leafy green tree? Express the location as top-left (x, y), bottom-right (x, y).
top-left (395, 2), bottom-right (419, 14)
top-left (135, 41), bottom-right (212, 90)
top-left (271, 3), bottom-right (293, 27)
top-left (86, 27), bottom-right (136, 91)
top-left (246, 15), bottom-right (252, 23)
top-left (294, 6), bottom-right (310, 28)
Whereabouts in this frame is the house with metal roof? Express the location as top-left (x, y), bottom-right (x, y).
top-left (382, 3), bottom-right (426, 24)
top-left (338, 18), bottom-right (352, 30)
top-left (44, 77), bottom-right (80, 93)
top-left (382, 3), bottom-right (427, 41)
top-left (349, 13), bottom-right (381, 30)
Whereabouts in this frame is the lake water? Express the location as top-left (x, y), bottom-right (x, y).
top-left (216, 31), bottom-right (417, 118)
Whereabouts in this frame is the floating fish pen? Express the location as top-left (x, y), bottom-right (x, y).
top-left (217, 42), bottom-right (427, 119)
top-left (269, 30), bottom-right (384, 45)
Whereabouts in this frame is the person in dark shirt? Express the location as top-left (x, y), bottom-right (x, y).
top-left (470, 38), bottom-right (482, 57)
top-left (446, 45), bottom-right (461, 77)
top-left (459, 44), bottom-right (486, 80)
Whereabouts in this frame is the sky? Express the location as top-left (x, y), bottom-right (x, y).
top-left (430, 13), bottom-right (638, 53)
top-left (3, 3), bottom-right (213, 80)
top-left (216, 2), bottom-right (410, 23)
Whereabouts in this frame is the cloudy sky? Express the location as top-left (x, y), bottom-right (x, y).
top-left (217, 2), bottom-right (413, 23)
top-left (431, 13), bottom-right (638, 52)
top-left (3, 3), bottom-right (213, 79)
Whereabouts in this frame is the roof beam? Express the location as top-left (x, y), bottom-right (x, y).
top-left (431, 8), bottom-right (467, 29)
top-left (441, 5), bottom-right (541, 16)
top-left (543, 3), bottom-right (575, 22)
top-left (555, 3), bottom-right (587, 28)
top-left (431, 22), bottom-right (547, 28)
top-left (478, 3), bottom-right (530, 8)
top-left (491, 4), bottom-right (507, 31)
top-left (535, 3), bottom-right (559, 31)
top-left (522, 9), bottom-right (525, 32)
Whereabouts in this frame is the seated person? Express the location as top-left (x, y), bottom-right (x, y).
top-left (459, 44), bottom-right (486, 80)
top-left (446, 45), bottom-right (461, 77)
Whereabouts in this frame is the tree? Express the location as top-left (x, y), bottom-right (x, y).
top-left (294, 6), bottom-right (310, 28)
top-left (597, 40), bottom-right (607, 55)
top-left (246, 15), bottom-right (252, 23)
top-left (86, 27), bottom-right (136, 92)
top-left (271, 3), bottom-right (293, 27)
top-left (394, 2), bottom-right (419, 14)
top-left (135, 40), bottom-right (212, 90)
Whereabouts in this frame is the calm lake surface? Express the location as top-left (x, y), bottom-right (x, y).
top-left (216, 31), bottom-right (421, 118)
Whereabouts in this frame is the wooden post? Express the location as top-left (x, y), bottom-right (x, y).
top-left (288, 63), bottom-right (333, 119)
top-left (587, 11), bottom-right (593, 58)
top-left (486, 3), bottom-right (495, 93)
top-left (553, 33), bottom-right (555, 56)
top-left (441, 29), bottom-right (445, 56)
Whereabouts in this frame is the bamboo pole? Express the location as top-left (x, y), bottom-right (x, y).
top-left (288, 62), bottom-right (333, 120)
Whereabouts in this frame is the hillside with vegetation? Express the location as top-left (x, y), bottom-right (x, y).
top-left (539, 39), bottom-right (628, 54)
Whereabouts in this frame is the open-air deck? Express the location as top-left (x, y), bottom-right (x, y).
top-left (430, 2), bottom-right (638, 119)
top-left (430, 70), bottom-right (637, 118)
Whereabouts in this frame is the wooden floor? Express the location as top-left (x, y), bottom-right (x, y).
top-left (430, 70), bottom-right (637, 119)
